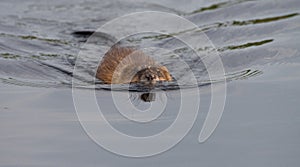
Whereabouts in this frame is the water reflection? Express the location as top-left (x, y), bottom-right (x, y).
top-left (140, 92), bottom-right (156, 102)
top-left (129, 92), bottom-right (159, 106)
top-left (111, 90), bottom-right (168, 123)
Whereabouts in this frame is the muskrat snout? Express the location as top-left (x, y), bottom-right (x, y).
top-left (145, 73), bottom-right (158, 81)
top-left (134, 67), bottom-right (161, 86)
top-left (140, 72), bottom-right (159, 86)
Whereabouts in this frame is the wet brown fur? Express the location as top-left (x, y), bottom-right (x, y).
top-left (96, 47), bottom-right (172, 84)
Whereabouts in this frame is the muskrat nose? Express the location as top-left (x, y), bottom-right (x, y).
top-left (145, 74), bottom-right (155, 80)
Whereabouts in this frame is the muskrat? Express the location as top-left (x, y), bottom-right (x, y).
top-left (96, 47), bottom-right (172, 86)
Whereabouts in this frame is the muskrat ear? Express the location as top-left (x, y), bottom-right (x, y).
top-left (130, 75), bottom-right (139, 83)
top-left (160, 66), bottom-right (169, 72)
top-left (160, 66), bottom-right (172, 81)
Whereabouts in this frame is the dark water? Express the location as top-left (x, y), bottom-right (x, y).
top-left (0, 0), bottom-right (300, 166)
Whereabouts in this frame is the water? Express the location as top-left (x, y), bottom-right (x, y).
top-left (0, 0), bottom-right (300, 166)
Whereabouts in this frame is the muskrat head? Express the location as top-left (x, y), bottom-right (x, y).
top-left (131, 66), bottom-right (172, 87)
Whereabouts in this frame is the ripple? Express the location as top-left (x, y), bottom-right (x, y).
top-left (190, 0), bottom-right (254, 14)
top-left (218, 39), bottom-right (274, 52)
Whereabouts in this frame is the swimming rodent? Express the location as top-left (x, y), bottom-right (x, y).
top-left (96, 46), bottom-right (172, 86)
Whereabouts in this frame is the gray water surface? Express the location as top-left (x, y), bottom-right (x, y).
top-left (0, 0), bottom-right (300, 166)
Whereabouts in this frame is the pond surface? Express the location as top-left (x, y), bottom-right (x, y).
top-left (0, 0), bottom-right (300, 166)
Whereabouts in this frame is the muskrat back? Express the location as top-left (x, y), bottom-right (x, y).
top-left (96, 47), bottom-right (172, 85)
